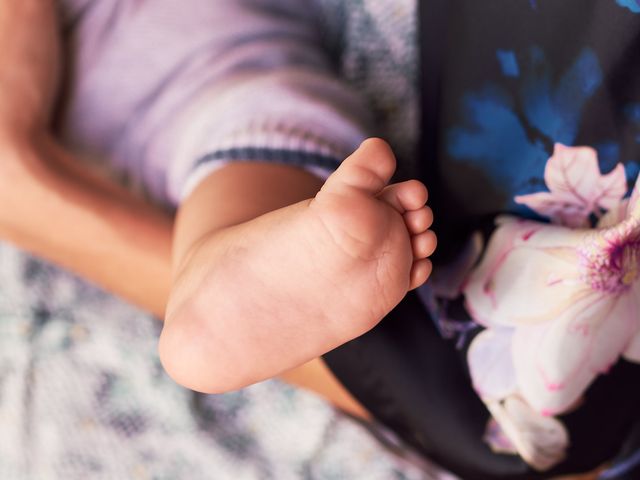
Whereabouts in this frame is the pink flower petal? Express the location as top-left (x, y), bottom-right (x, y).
top-left (590, 295), bottom-right (637, 373)
top-left (484, 417), bottom-right (518, 455)
top-left (462, 219), bottom-right (531, 327)
top-left (623, 329), bottom-right (640, 363)
top-left (623, 287), bottom-right (640, 363)
top-left (598, 199), bottom-right (629, 228)
top-left (513, 322), bottom-right (591, 416)
top-left (544, 144), bottom-right (599, 194)
top-left (546, 144), bottom-right (627, 212)
top-left (464, 218), bottom-right (586, 327)
top-left (513, 295), bottom-right (631, 415)
top-left (514, 192), bottom-right (590, 228)
top-left (486, 395), bottom-right (569, 471)
top-left (544, 143), bottom-right (600, 196)
top-left (468, 328), bottom-right (518, 401)
top-left (516, 144), bottom-right (627, 226)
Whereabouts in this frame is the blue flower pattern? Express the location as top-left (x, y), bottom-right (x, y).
top-left (618, 0), bottom-right (640, 13)
top-left (445, 46), bottom-right (640, 215)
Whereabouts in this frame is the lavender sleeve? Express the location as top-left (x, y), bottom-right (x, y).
top-left (163, 0), bottom-right (376, 202)
top-left (59, 0), bottom-right (374, 205)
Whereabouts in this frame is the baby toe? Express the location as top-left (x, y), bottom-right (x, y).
top-left (411, 230), bottom-right (437, 259)
top-left (409, 258), bottom-right (433, 290)
top-left (404, 206), bottom-right (433, 234)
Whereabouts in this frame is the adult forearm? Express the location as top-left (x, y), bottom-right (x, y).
top-left (0, 0), bottom-right (60, 133)
top-left (0, 1), bottom-right (171, 314)
top-left (0, 136), bottom-right (172, 318)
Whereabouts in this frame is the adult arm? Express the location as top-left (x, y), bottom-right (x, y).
top-left (0, 0), bottom-right (59, 136)
top-left (0, 136), bottom-right (173, 317)
top-left (0, 0), bottom-right (169, 315)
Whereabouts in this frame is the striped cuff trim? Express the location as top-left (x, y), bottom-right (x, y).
top-left (193, 147), bottom-right (343, 172)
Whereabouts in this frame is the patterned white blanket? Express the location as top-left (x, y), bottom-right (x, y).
top-left (0, 242), bottom-right (444, 480)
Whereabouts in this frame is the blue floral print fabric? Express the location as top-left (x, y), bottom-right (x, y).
top-left (415, 1), bottom-right (640, 477)
top-left (431, 1), bottom-right (640, 253)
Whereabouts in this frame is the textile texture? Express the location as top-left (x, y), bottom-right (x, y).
top-left (0, 241), bottom-right (445, 480)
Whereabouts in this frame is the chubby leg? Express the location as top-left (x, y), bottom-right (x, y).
top-left (281, 358), bottom-right (371, 419)
top-left (159, 139), bottom-right (436, 393)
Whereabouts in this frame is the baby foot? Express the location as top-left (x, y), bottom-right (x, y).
top-left (160, 139), bottom-right (436, 392)
top-left (309, 139), bottom-right (435, 328)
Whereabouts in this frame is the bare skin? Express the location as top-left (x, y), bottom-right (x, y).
top-left (160, 138), bottom-right (436, 393)
top-left (0, 0), bottom-right (59, 135)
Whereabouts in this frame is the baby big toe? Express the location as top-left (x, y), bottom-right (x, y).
top-left (323, 138), bottom-right (397, 196)
top-left (378, 180), bottom-right (428, 213)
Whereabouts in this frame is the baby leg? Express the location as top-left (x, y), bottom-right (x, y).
top-left (159, 139), bottom-right (436, 393)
